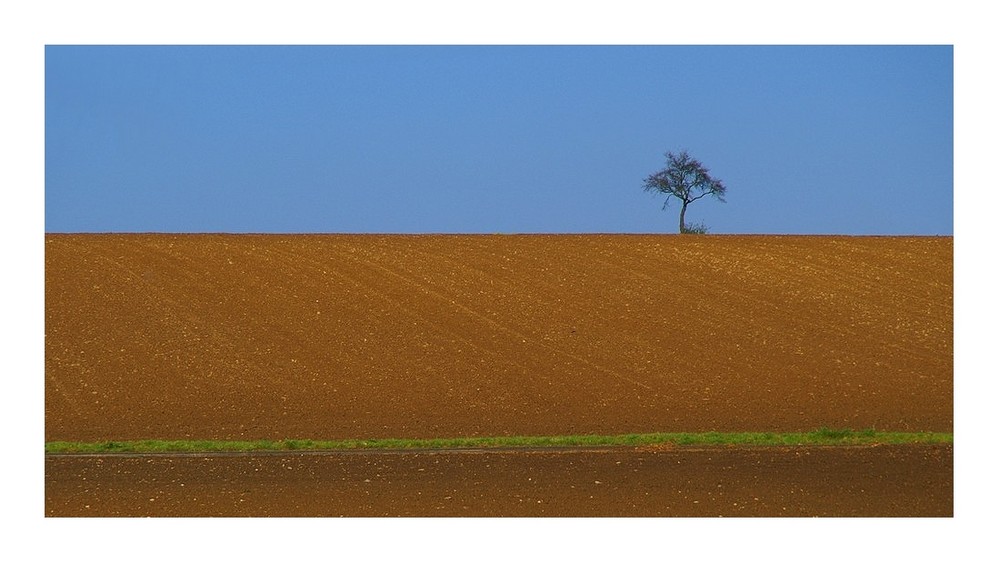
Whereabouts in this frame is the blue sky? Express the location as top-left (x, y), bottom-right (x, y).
top-left (45, 45), bottom-right (952, 235)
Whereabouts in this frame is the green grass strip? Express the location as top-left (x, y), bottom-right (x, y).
top-left (45, 428), bottom-right (952, 454)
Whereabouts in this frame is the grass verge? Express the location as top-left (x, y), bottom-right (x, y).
top-left (45, 428), bottom-right (952, 454)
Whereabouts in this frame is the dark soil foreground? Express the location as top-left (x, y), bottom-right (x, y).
top-left (45, 444), bottom-right (952, 517)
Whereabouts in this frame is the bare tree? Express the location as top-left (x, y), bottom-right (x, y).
top-left (643, 150), bottom-right (726, 233)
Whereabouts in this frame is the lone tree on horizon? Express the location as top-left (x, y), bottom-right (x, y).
top-left (643, 150), bottom-right (727, 233)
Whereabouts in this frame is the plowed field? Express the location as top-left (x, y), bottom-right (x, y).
top-left (45, 445), bottom-right (953, 517)
top-left (44, 234), bottom-right (953, 517)
top-left (45, 234), bottom-right (952, 442)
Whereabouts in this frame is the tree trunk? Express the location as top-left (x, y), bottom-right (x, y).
top-left (679, 201), bottom-right (688, 233)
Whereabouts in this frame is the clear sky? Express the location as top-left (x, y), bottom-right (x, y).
top-left (45, 45), bottom-right (953, 235)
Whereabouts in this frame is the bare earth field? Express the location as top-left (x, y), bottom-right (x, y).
top-left (44, 234), bottom-right (953, 516)
top-left (45, 445), bottom-right (953, 517)
top-left (45, 445), bottom-right (952, 517)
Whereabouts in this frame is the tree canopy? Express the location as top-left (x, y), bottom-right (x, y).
top-left (642, 150), bottom-right (726, 233)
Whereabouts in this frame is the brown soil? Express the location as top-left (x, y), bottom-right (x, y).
top-left (44, 234), bottom-right (953, 518)
top-left (45, 445), bottom-right (953, 517)
top-left (45, 234), bottom-right (952, 441)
